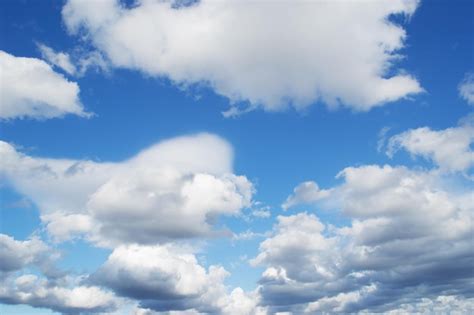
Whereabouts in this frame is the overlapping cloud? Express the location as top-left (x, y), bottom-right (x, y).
top-left (0, 234), bottom-right (262, 314)
top-left (1, 2), bottom-right (471, 311)
top-left (0, 133), bottom-right (253, 245)
top-left (258, 164), bottom-right (473, 313)
top-left (62, 0), bottom-right (422, 114)
top-left (1, 119), bottom-right (473, 313)
top-left (271, 121), bottom-right (474, 313)
top-left (0, 133), bottom-right (261, 314)
top-left (0, 51), bottom-right (88, 120)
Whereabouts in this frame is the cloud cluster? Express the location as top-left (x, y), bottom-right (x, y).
top-left (0, 133), bottom-right (261, 313)
top-left (0, 133), bottom-right (253, 246)
top-left (62, 0), bottom-right (422, 114)
top-left (0, 50), bottom-right (87, 120)
top-left (264, 164), bottom-right (473, 313)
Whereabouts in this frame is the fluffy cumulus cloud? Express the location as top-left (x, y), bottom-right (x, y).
top-left (62, 0), bottom-right (422, 114)
top-left (261, 165), bottom-right (473, 313)
top-left (0, 133), bottom-right (253, 245)
top-left (459, 73), bottom-right (474, 105)
top-left (386, 117), bottom-right (474, 173)
top-left (0, 50), bottom-right (88, 120)
top-left (93, 244), bottom-right (263, 314)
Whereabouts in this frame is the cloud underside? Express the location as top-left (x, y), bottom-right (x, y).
top-left (62, 0), bottom-right (422, 113)
top-left (0, 51), bottom-right (87, 120)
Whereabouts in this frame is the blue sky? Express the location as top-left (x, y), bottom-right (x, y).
top-left (0, 0), bottom-right (473, 314)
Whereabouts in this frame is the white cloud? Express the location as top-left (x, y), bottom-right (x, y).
top-left (0, 50), bottom-right (88, 120)
top-left (94, 244), bottom-right (263, 314)
top-left (459, 73), bottom-right (474, 105)
top-left (37, 43), bottom-right (77, 75)
top-left (0, 133), bottom-right (253, 245)
top-left (62, 0), bottom-right (422, 114)
top-left (259, 165), bottom-right (473, 313)
top-left (387, 118), bottom-right (474, 173)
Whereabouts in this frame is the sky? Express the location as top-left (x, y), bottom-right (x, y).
top-left (0, 0), bottom-right (473, 314)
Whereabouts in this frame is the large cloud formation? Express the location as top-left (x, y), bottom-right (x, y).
top-left (62, 0), bottom-right (422, 114)
top-left (0, 50), bottom-right (87, 120)
top-left (0, 133), bottom-right (253, 246)
top-left (268, 161), bottom-right (473, 311)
